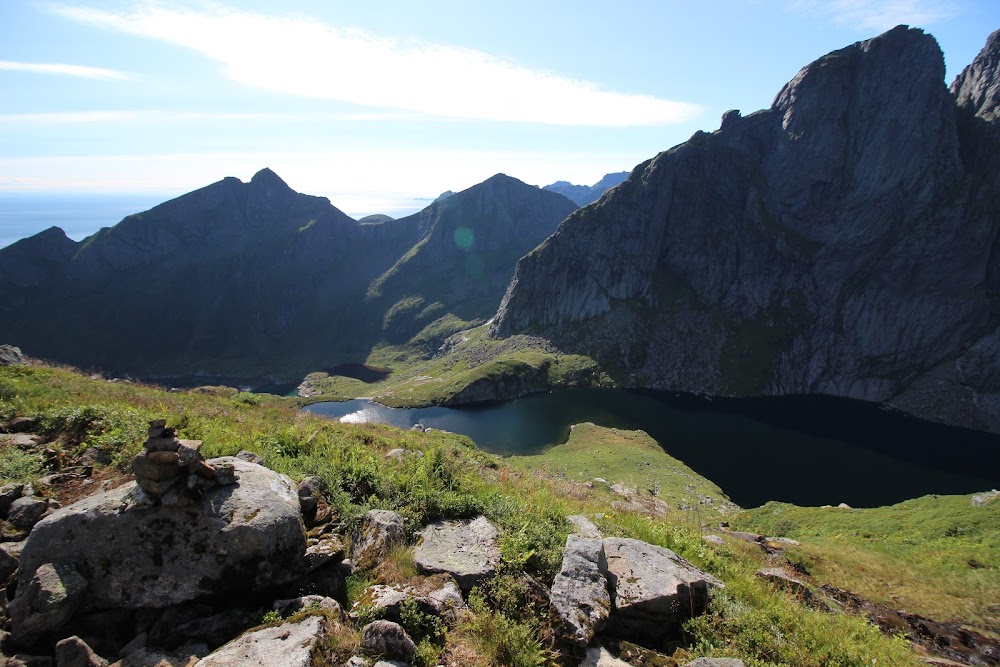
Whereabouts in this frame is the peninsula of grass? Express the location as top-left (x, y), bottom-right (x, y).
top-left (511, 423), bottom-right (739, 519)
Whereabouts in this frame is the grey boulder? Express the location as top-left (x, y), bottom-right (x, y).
top-left (54, 635), bottom-right (108, 667)
top-left (14, 458), bottom-right (305, 611)
top-left (580, 645), bottom-right (631, 666)
top-left (350, 510), bottom-right (405, 570)
top-left (550, 535), bottom-right (609, 646)
top-left (413, 516), bottom-right (500, 591)
top-left (361, 620), bottom-right (416, 659)
top-left (8, 562), bottom-right (88, 646)
top-left (194, 615), bottom-right (330, 667)
top-left (603, 537), bottom-right (722, 649)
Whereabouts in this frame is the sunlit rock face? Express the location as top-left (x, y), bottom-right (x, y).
top-left (492, 26), bottom-right (1000, 432)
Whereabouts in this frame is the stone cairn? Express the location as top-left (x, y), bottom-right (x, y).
top-left (130, 419), bottom-right (238, 508)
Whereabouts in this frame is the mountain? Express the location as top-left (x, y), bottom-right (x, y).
top-left (492, 26), bottom-right (1000, 432)
top-left (0, 170), bottom-right (575, 385)
top-left (543, 172), bottom-right (629, 206)
top-left (367, 174), bottom-right (577, 345)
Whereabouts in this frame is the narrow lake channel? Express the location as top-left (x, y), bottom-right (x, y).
top-left (304, 388), bottom-right (1000, 508)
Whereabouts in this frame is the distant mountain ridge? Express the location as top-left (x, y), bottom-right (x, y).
top-left (492, 26), bottom-right (1000, 432)
top-left (0, 170), bottom-right (576, 384)
top-left (543, 172), bottom-right (628, 206)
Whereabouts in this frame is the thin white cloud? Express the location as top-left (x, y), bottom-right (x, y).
top-left (788, 0), bottom-right (958, 32)
top-left (52, 3), bottom-right (700, 127)
top-left (0, 110), bottom-right (417, 125)
top-left (0, 60), bottom-right (133, 80)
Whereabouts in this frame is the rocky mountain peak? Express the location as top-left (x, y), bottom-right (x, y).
top-left (490, 24), bottom-right (1000, 432)
top-left (951, 28), bottom-right (1000, 120)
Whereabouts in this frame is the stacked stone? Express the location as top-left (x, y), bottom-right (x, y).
top-left (132, 419), bottom-right (237, 507)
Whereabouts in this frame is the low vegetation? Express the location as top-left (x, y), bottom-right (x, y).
top-left (736, 495), bottom-right (1000, 630)
top-left (0, 361), bottom-right (950, 665)
top-left (301, 322), bottom-right (601, 407)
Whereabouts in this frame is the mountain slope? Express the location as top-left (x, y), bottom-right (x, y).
top-left (492, 26), bottom-right (1000, 431)
top-left (0, 169), bottom-right (420, 383)
top-left (543, 171), bottom-right (628, 206)
top-left (367, 174), bottom-right (577, 346)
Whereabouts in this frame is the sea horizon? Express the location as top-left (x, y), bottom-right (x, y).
top-left (0, 191), bottom-right (431, 249)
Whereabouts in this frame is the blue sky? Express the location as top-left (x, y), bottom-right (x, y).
top-left (1, 0), bottom-right (998, 218)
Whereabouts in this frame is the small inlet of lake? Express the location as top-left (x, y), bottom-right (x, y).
top-left (303, 388), bottom-right (1000, 509)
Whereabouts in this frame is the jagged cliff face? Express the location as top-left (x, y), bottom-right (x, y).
top-left (492, 26), bottom-right (1000, 431)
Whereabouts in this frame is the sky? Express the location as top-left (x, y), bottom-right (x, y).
top-left (1, 0), bottom-right (999, 224)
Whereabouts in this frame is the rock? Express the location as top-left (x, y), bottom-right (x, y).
top-left (13, 458), bottom-right (305, 611)
top-left (210, 463), bottom-right (237, 486)
top-left (1, 434), bottom-right (44, 449)
top-left (54, 635), bottom-right (108, 667)
top-left (603, 537), bottom-right (722, 649)
top-left (682, 659), bottom-right (746, 667)
top-left (0, 344), bottom-right (27, 365)
top-left (345, 658), bottom-right (367, 667)
top-left (384, 448), bottom-right (408, 461)
top-left (4, 656), bottom-right (53, 667)
top-left (580, 644), bottom-right (631, 667)
top-left (174, 608), bottom-right (258, 650)
top-left (9, 561), bottom-right (89, 645)
top-left (413, 516), bottom-right (500, 591)
top-left (297, 476), bottom-right (324, 517)
top-left (550, 535), bottom-right (609, 646)
top-left (7, 497), bottom-right (50, 530)
top-left (235, 450), bottom-right (263, 465)
top-left (272, 595), bottom-right (342, 618)
top-left (193, 615), bottom-right (329, 667)
top-left (118, 633), bottom-right (147, 658)
top-left (972, 489), bottom-right (1000, 506)
top-left (109, 647), bottom-right (200, 667)
top-left (351, 585), bottom-right (416, 623)
top-left (350, 510), bottom-right (405, 570)
top-left (567, 514), bottom-right (602, 539)
top-left (755, 568), bottom-right (829, 611)
top-left (837, 503), bottom-right (852, 509)
top-left (303, 533), bottom-right (346, 571)
top-left (702, 535), bottom-right (725, 546)
top-left (0, 482), bottom-right (25, 517)
top-left (766, 536), bottom-right (801, 547)
top-left (79, 448), bottom-right (112, 467)
top-left (425, 578), bottom-right (468, 622)
top-left (5, 416), bottom-right (40, 433)
top-left (360, 620), bottom-right (416, 659)
top-left (0, 541), bottom-right (20, 580)
top-left (372, 662), bottom-right (409, 667)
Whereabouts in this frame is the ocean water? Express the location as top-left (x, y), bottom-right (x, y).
top-left (0, 192), bottom-right (431, 249)
top-left (0, 193), bottom-right (169, 249)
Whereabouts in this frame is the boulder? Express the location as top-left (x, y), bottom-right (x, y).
top-left (297, 476), bottom-right (324, 517)
top-left (360, 620), bottom-right (416, 660)
top-left (603, 538), bottom-right (722, 649)
top-left (350, 510), bottom-right (405, 570)
top-left (272, 595), bottom-right (342, 618)
top-left (235, 450), bottom-right (264, 465)
top-left (0, 542), bottom-right (20, 580)
top-left (0, 344), bottom-right (26, 366)
top-left (109, 647), bottom-right (204, 667)
top-left (13, 458), bottom-right (305, 611)
top-left (8, 497), bottom-right (50, 530)
top-left (413, 516), bottom-right (500, 591)
top-left (0, 482), bottom-right (25, 517)
top-left (193, 615), bottom-right (329, 667)
top-left (567, 515), bottom-right (602, 539)
top-left (303, 533), bottom-right (345, 572)
top-left (351, 578), bottom-right (466, 625)
top-left (174, 608), bottom-right (258, 650)
top-left (9, 562), bottom-right (88, 646)
top-left (580, 645), bottom-right (631, 667)
top-left (54, 635), bottom-right (108, 667)
top-left (550, 535), bottom-right (609, 646)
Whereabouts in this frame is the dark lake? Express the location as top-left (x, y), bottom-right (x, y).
top-left (303, 389), bottom-right (1000, 509)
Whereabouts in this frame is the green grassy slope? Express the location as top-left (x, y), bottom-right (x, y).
top-left (0, 361), bottom-right (925, 666)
